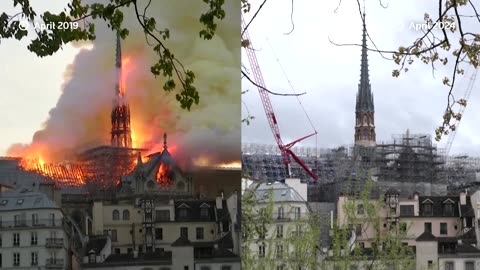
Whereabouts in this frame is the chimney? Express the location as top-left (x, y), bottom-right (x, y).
top-left (413, 192), bottom-right (419, 201)
top-left (216, 197), bottom-right (223, 209)
top-left (460, 191), bottom-right (467, 205)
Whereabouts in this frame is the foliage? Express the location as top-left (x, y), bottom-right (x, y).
top-left (0, 0), bottom-right (227, 110)
top-left (324, 177), bottom-right (415, 270)
top-left (241, 181), bottom-right (321, 270)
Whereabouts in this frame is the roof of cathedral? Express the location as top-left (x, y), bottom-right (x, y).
top-left (356, 13), bottom-right (374, 113)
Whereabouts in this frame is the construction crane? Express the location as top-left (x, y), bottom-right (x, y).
top-left (241, 18), bottom-right (318, 181)
top-left (444, 67), bottom-right (478, 161)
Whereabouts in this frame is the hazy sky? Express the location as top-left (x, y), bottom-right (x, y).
top-left (241, 0), bottom-right (480, 156)
top-left (0, 0), bottom-right (80, 155)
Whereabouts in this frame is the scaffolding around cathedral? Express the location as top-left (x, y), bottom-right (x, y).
top-left (373, 131), bottom-right (446, 183)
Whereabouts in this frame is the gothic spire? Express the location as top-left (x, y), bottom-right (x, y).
top-left (356, 13), bottom-right (374, 113)
top-left (116, 31), bottom-right (122, 69)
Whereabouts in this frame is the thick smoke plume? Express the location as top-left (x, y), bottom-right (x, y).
top-left (8, 0), bottom-right (240, 165)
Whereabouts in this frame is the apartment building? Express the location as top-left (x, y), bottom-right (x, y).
top-left (0, 188), bottom-right (70, 269)
top-left (82, 194), bottom-right (240, 270)
top-left (334, 189), bottom-right (480, 269)
top-left (243, 178), bottom-right (316, 269)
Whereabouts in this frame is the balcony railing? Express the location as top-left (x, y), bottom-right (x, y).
top-left (46, 238), bottom-right (64, 248)
top-left (46, 259), bottom-right (64, 269)
top-left (0, 219), bottom-right (63, 229)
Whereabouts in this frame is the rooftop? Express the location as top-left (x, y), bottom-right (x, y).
top-left (0, 188), bottom-right (58, 211)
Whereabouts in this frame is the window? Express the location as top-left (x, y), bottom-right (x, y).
top-left (32, 214), bottom-right (38, 226)
top-left (259, 244), bottom-right (265, 258)
top-left (221, 266), bottom-right (232, 270)
top-left (155, 228), bottom-right (163, 240)
top-left (196, 227), bottom-right (204, 240)
top-left (155, 210), bottom-right (170, 221)
top-left (179, 208), bottom-right (188, 218)
top-left (357, 204), bottom-right (364, 215)
top-left (200, 267), bottom-right (210, 270)
top-left (400, 205), bottom-right (414, 216)
top-left (278, 207), bottom-right (284, 219)
top-left (88, 252), bottom-right (96, 263)
top-left (122, 210), bottom-right (130, 220)
top-left (424, 222), bottom-right (432, 233)
top-left (200, 207), bottom-right (209, 218)
top-left (423, 203), bottom-right (433, 216)
top-left (445, 262), bottom-right (454, 270)
top-left (180, 227), bottom-right (188, 238)
top-left (111, 229), bottom-right (117, 241)
top-left (112, 210), bottom-right (120, 220)
top-left (465, 261), bottom-right (475, 270)
top-left (276, 244), bottom-right (284, 259)
top-left (277, 225), bottom-right (283, 238)
top-left (49, 213), bottom-right (55, 226)
top-left (31, 232), bottom-right (37, 245)
top-left (0, 199), bottom-right (7, 205)
top-left (0, 234), bottom-right (2, 247)
top-left (13, 252), bottom-right (20, 266)
top-left (259, 225), bottom-right (266, 239)
top-left (440, 223), bottom-right (448, 235)
top-left (115, 248), bottom-right (120, 254)
top-left (16, 199), bottom-right (24, 205)
top-left (14, 215), bottom-right (20, 226)
top-left (294, 207), bottom-right (301, 220)
top-left (31, 252), bottom-right (38, 266)
top-left (13, 233), bottom-right (20, 246)
top-left (428, 261), bottom-right (433, 268)
top-left (444, 203), bottom-right (454, 216)
top-left (0, 253), bottom-right (2, 267)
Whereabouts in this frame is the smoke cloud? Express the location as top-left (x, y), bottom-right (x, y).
top-left (7, 0), bottom-right (240, 165)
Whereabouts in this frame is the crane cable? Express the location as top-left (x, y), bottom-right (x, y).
top-left (265, 38), bottom-right (319, 158)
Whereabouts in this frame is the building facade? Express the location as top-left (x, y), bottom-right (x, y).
top-left (0, 189), bottom-right (70, 269)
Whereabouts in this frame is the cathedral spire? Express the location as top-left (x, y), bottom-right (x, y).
top-left (356, 13), bottom-right (374, 113)
top-left (111, 32), bottom-right (132, 148)
top-left (354, 13), bottom-right (376, 148)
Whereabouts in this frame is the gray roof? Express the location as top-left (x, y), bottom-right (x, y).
top-left (249, 181), bottom-right (306, 202)
top-left (0, 189), bottom-right (58, 211)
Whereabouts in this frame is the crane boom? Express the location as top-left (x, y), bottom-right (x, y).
top-left (241, 17), bottom-right (318, 181)
top-left (445, 67), bottom-right (478, 160)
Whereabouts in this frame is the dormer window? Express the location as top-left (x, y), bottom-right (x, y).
top-left (16, 199), bottom-right (24, 205)
top-left (423, 202), bottom-right (433, 216)
top-left (179, 208), bottom-right (187, 218)
top-left (200, 203), bottom-right (209, 218)
top-left (443, 199), bottom-right (455, 216)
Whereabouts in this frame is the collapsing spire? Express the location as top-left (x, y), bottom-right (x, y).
top-left (356, 13), bottom-right (374, 113)
top-left (111, 32), bottom-right (132, 148)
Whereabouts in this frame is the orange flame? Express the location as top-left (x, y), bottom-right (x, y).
top-left (156, 163), bottom-right (173, 188)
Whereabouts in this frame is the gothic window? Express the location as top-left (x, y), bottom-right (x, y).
top-left (122, 210), bottom-right (130, 220)
top-left (112, 210), bottom-right (120, 220)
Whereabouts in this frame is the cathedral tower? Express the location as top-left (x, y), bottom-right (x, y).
top-left (111, 32), bottom-right (132, 148)
top-left (354, 14), bottom-right (376, 147)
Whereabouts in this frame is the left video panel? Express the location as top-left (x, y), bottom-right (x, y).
top-left (0, 1), bottom-right (241, 269)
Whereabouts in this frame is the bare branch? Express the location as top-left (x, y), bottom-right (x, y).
top-left (241, 70), bottom-right (306, 96)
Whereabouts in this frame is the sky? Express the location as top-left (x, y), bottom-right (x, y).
top-left (0, 1), bottom-right (80, 156)
top-left (241, 0), bottom-right (480, 157)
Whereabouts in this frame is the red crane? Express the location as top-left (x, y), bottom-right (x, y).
top-left (242, 18), bottom-right (318, 181)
